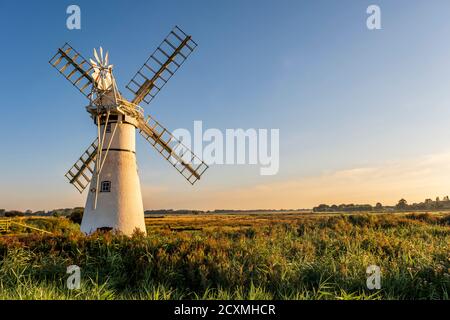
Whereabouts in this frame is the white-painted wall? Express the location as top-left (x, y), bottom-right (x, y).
top-left (81, 121), bottom-right (146, 236)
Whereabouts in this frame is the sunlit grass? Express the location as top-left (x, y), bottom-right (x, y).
top-left (0, 212), bottom-right (449, 299)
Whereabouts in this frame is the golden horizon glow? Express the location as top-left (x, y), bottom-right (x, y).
top-left (4, 150), bottom-right (450, 212)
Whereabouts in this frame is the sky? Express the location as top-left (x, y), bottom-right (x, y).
top-left (1, 0), bottom-right (450, 211)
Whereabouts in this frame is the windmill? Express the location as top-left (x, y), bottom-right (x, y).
top-left (49, 26), bottom-right (208, 236)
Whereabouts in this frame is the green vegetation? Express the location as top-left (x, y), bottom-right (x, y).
top-left (0, 212), bottom-right (449, 300)
top-left (313, 196), bottom-right (450, 212)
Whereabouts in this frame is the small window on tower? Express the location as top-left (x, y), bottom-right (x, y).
top-left (100, 181), bottom-right (111, 192)
top-left (106, 124), bottom-right (111, 133)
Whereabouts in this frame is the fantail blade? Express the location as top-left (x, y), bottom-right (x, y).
top-left (93, 48), bottom-right (100, 65)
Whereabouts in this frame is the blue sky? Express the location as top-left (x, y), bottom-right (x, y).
top-left (2, 0), bottom-right (450, 210)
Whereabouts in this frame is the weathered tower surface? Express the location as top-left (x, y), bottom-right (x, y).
top-left (81, 115), bottom-right (146, 236)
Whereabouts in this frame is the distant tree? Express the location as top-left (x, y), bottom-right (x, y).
top-left (68, 208), bottom-right (83, 224)
top-left (0, 209), bottom-right (5, 217)
top-left (5, 210), bottom-right (24, 217)
top-left (375, 202), bottom-right (383, 210)
top-left (443, 196), bottom-right (449, 202)
top-left (424, 199), bottom-right (433, 209)
top-left (313, 204), bottom-right (330, 212)
top-left (434, 197), bottom-right (444, 209)
top-left (396, 199), bottom-right (408, 210)
top-left (358, 204), bottom-right (373, 212)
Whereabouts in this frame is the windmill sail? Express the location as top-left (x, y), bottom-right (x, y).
top-left (137, 116), bottom-right (208, 185)
top-left (65, 139), bottom-right (98, 193)
top-left (49, 43), bottom-right (95, 99)
top-left (126, 26), bottom-right (198, 105)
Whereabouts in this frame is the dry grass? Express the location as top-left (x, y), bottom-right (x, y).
top-left (0, 212), bottom-right (449, 299)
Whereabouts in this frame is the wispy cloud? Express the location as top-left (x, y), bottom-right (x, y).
top-left (141, 150), bottom-right (450, 209)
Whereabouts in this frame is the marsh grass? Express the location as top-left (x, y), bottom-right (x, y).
top-left (0, 212), bottom-right (448, 300)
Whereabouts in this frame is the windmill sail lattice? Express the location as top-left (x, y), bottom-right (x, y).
top-left (49, 43), bottom-right (94, 99)
top-left (137, 116), bottom-right (208, 185)
top-left (126, 26), bottom-right (198, 105)
top-left (65, 139), bottom-right (98, 193)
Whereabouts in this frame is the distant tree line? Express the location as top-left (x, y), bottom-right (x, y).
top-left (0, 208), bottom-right (309, 219)
top-left (313, 203), bottom-right (379, 213)
top-left (395, 196), bottom-right (450, 211)
top-left (144, 209), bottom-right (306, 215)
top-left (313, 196), bottom-right (450, 212)
top-left (4, 198), bottom-right (447, 219)
top-left (0, 207), bottom-right (83, 218)
top-left (210, 209), bottom-right (305, 213)
top-left (144, 209), bottom-right (203, 215)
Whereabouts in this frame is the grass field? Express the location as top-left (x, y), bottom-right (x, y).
top-left (0, 212), bottom-right (449, 300)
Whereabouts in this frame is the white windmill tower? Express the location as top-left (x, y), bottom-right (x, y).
top-left (49, 26), bottom-right (208, 235)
